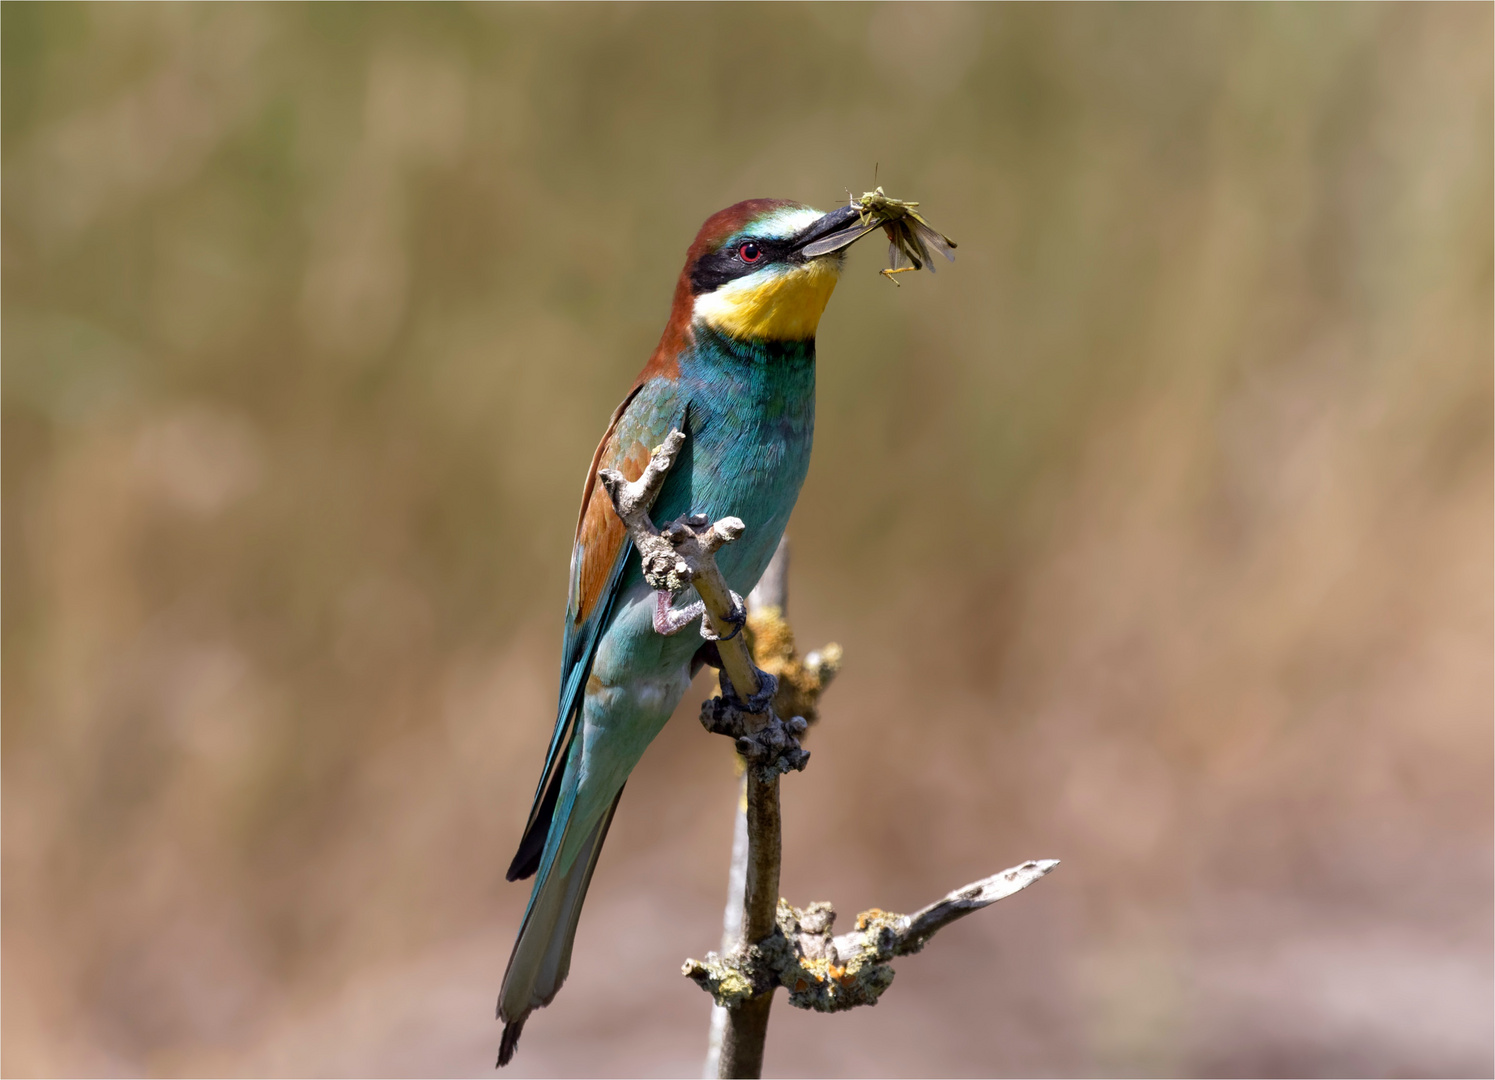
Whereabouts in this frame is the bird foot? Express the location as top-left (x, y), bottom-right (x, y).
top-left (653, 590), bottom-right (706, 636)
top-left (699, 590), bottom-right (746, 642)
top-left (719, 666), bottom-right (779, 715)
top-left (700, 669), bottom-right (810, 778)
top-left (650, 586), bottom-right (744, 640)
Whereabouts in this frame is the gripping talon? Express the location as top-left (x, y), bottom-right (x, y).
top-left (699, 590), bottom-right (747, 642)
top-left (719, 667), bottom-right (779, 715)
top-left (654, 590), bottom-right (706, 636)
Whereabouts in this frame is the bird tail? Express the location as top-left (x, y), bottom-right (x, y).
top-left (496, 788), bottom-right (622, 1068)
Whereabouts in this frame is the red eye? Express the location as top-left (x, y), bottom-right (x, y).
top-left (738, 241), bottom-right (762, 263)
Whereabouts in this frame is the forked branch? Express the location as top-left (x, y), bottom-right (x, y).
top-left (683, 860), bottom-right (1058, 1013)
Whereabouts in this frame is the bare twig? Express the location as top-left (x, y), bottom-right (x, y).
top-left (705, 541), bottom-right (792, 1079)
top-left (703, 776), bottom-right (748, 1078)
top-left (747, 541), bottom-right (791, 617)
top-left (891, 860), bottom-right (1059, 956)
top-left (718, 774), bottom-right (779, 1080)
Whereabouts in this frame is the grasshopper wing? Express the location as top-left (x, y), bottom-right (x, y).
top-left (909, 214), bottom-right (957, 263)
top-left (883, 219), bottom-right (929, 271)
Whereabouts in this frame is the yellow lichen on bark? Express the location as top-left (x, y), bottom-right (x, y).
top-left (744, 606), bottom-right (841, 728)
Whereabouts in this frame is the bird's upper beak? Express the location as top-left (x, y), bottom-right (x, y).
top-left (789, 205), bottom-right (865, 259)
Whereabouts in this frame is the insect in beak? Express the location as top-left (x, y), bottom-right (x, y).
top-left (796, 186), bottom-right (957, 286)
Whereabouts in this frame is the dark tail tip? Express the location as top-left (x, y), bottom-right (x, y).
top-left (497, 1017), bottom-right (526, 1068)
top-left (504, 848), bottom-right (539, 882)
top-left (507, 772), bottom-right (562, 881)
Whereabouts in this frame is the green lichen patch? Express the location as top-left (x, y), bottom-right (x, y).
top-left (686, 897), bottom-right (913, 1013)
top-left (775, 899), bottom-right (902, 1012)
top-left (681, 948), bottom-right (766, 1010)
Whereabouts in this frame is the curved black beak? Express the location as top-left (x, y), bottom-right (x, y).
top-left (789, 204), bottom-right (867, 258)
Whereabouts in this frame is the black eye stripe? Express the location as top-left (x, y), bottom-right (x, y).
top-left (690, 236), bottom-right (794, 295)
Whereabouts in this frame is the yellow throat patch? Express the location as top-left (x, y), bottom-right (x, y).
top-left (692, 258), bottom-right (842, 342)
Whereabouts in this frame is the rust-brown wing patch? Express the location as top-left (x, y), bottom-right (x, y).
top-left (571, 390), bottom-right (651, 628)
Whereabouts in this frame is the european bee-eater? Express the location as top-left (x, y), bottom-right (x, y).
top-left (498, 198), bottom-right (866, 1066)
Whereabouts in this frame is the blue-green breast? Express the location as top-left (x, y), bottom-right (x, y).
top-left (648, 326), bottom-right (816, 596)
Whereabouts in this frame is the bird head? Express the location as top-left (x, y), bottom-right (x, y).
top-left (671, 199), bottom-right (864, 344)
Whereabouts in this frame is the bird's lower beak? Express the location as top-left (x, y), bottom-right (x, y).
top-left (789, 205), bottom-right (865, 258)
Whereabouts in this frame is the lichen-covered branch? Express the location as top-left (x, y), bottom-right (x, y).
top-left (601, 435), bottom-right (1059, 1080)
top-left (706, 541), bottom-right (835, 1080)
top-left (599, 434), bottom-right (809, 1080)
top-left (683, 860), bottom-right (1058, 1014)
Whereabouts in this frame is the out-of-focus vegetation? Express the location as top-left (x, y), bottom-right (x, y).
top-left (2, 4), bottom-right (1490, 1076)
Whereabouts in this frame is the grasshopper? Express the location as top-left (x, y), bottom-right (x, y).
top-left (800, 185), bottom-right (958, 285)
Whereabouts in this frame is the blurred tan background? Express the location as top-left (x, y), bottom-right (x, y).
top-left (3, 3), bottom-right (1491, 1077)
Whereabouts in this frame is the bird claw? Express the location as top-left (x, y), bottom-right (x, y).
top-left (700, 672), bottom-right (809, 778)
top-left (719, 666), bottom-right (777, 714)
top-left (653, 590), bottom-right (706, 636)
top-left (699, 591), bottom-right (747, 643)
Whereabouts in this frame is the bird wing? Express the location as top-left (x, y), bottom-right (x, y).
top-left (506, 378), bottom-right (685, 881)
